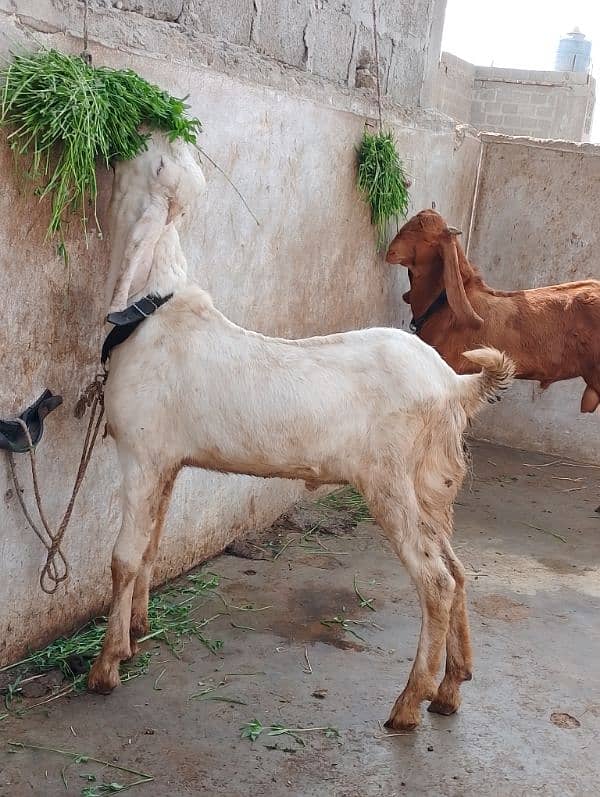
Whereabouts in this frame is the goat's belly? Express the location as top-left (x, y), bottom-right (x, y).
top-left (515, 365), bottom-right (582, 383)
top-left (181, 452), bottom-right (343, 484)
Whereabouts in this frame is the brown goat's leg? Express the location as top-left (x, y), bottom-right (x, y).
top-left (88, 467), bottom-right (162, 694)
top-left (129, 469), bottom-right (178, 651)
top-left (428, 539), bottom-right (472, 716)
top-left (371, 489), bottom-right (454, 731)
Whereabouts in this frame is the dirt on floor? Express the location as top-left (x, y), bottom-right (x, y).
top-left (0, 440), bottom-right (599, 797)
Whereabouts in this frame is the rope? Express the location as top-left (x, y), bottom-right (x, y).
top-left (371, 0), bottom-right (383, 132)
top-left (80, 0), bottom-right (92, 65)
top-left (7, 375), bottom-right (105, 594)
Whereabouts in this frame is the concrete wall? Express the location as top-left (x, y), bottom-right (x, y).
top-left (467, 134), bottom-right (600, 463)
top-left (435, 53), bottom-right (596, 143)
top-left (112, 0), bottom-right (447, 108)
top-left (0, 2), bottom-right (479, 662)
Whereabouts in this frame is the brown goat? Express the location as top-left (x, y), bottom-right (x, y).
top-left (386, 209), bottom-right (600, 413)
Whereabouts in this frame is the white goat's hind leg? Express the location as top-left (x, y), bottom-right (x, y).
top-left (428, 537), bottom-right (473, 716)
top-left (88, 466), bottom-right (162, 694)
top-left (129, 469), bottom-right (178, 649)
top-left (368, 483), bottom-right (455, 731)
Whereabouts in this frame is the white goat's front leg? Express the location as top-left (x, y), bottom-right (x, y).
top-left (366, 481), bottom-right (456, 731)
top-left (129, 468), bottom-right (179, 646)
top-left (88, 465), bottom-right (163, 694)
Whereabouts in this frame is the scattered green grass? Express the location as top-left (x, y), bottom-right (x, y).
top-left (143, 591), bottom-right (223, 656)
top-left (0, 48), bottom-right (201, 240)
top-left (189, 679), bottom-right (246, 705)
top-left (240, 718), bottom-right (340, 747)
top-left (215, 592), bottom-right (271, 613)
top-left (230, 621), bottom-right (257, 632)
top-left (316, 486), bottom-right (373, 524)
top-left (199, 693), bottom-right (247, 706)
top-left (353, 573), bottom-right (376, 611)
top-left (320, 615), bottom-right (367, 643)
top-left (0, 571), bottom-right (222, 717)
top-left (152, 668), bottom-right (166, 691)
top-left (7, 740), bottom-right (153, 796)
top-left (269, 523), bottom-right (351, 561)
top-left (357, 129), bottom-right (410, 250)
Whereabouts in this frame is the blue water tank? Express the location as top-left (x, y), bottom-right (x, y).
top-left (555, 27), bottom-right (592, 72)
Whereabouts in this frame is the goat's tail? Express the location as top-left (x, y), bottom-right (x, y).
top-left (457, 347), bottom-right (516, 417)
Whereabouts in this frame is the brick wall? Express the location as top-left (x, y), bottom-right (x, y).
top-left (436, 53), bottom-right (596, 142)
top-left (471, 66), bottom-right (595, 140)
top-left (434, 51), bottom-right (474, 122)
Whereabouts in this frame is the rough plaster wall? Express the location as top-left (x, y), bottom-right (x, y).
top-left (471, 67), bottom-right (595, 142)
top-left (0, 2), bottom-right (480, 662)
top-left (173, 0), bottom-right (446, 107)
top-left (419, 0), bottom-right (447, 109)
top-left (468, 135), bottom-right (600, 463)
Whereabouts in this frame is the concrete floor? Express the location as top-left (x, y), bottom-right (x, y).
top-left (1, 441), bottom-right (599, 797)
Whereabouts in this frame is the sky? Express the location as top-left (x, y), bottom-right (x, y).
top-left (441, 0), bottom-right (600, 140)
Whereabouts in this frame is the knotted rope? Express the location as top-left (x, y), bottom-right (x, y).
top-left (7, 374), bottom-right (105, 594)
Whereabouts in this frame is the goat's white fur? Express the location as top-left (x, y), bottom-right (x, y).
top-left (89, 135), bottom-right (514, 730)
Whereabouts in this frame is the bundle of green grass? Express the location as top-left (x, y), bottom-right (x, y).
top-left (357, 130), bottom-right (410, 251)
top-left (0, 49), bottom-right (202, 240)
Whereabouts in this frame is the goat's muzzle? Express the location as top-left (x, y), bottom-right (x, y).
top-left (386, 249), bottom-right (407, 265)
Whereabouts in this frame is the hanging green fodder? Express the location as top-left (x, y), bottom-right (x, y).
top-left (357, 129), bottom-right (409, 250)
top-left (0, 49), bottom-right (202, 240)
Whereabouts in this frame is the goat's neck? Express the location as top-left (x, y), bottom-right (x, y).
top-left (130, 224), bottom-right (189, 304)
top-left (409, 277), bottom-right (445, 320)
top-left (410, 248), bottom-right (484, 320)
top-left (455, 249), bottom-right (496, 296)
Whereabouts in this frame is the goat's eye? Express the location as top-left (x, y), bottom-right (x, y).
top-left (156, 157), bottom-right (164, 176)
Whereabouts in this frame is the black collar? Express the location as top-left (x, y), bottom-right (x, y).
top-left (101, 293), bottom-right (173, 365)
top-left (409, 291), bottom-right (447, 333)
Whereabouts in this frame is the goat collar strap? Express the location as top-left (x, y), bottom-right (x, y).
top-left (409, 290), bottom-right (447, 333)
top-left (101, 293), bottom-right (173, 365)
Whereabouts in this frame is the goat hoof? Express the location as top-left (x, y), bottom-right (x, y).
top-left (385, 700), bottom-right (421, 731)
top-left (384, 715), bottom-right (419, 732)
top-left (87, 660), bottom-right (121, 694)
top-left (427, 699), bottom-right (459, 716)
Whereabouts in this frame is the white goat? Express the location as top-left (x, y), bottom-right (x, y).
top-left (88, 135), bottom-right (514, 730)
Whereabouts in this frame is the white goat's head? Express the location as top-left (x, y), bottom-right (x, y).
top-left (106, 132), bottom-right (206, 313)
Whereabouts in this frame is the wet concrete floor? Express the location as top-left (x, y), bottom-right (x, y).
top-left (1, 441), bottom-right (599, 796)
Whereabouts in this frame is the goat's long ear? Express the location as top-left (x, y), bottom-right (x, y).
top-left (109, 195), bottom-right (169, 313)
top-left (440, 233), bottom-right (483, 329)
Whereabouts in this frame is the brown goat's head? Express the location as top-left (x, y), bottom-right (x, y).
top-left (386, 209), bottom-right (483, 329)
